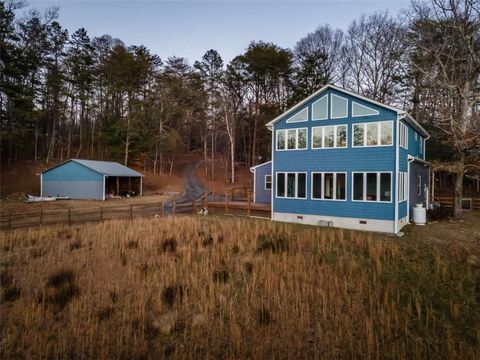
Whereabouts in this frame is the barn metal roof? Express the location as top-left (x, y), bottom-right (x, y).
top-left (43, 159), bottom-right (144, 177)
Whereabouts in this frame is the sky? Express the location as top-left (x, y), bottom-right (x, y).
top-left (22, 0), bottom-right (410, 63)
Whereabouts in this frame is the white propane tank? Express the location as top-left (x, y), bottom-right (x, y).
top-left (413, 203), bottom-right (427, 225)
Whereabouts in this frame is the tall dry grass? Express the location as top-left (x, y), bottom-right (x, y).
top-left (0, 215), bottom-right (479, 359)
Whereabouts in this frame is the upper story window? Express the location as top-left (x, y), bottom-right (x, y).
top-left (312, 95), bottom-right (328, 120)
top-left (276, 128), bottom-right (307, 151)
top-left (352, 102), bottom-right (380, 117)
top-left (286, 107), bottom-right (308, 123)
top-left (331, 94), bottom-right (348, 119)
top-left (399, 122), bottom-right (408, 149)
top-left (353, 121), bottom-right (393, 147)
top-left (312, 125), bottom-right (347, 149)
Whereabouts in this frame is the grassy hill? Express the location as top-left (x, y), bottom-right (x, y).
top-left (1, 214), bottom-right (479, 359)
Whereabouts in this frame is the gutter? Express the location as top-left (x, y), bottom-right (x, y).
top-left (394, 116), bottom-right (399, 234)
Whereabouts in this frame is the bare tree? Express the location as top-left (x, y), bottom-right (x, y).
top-left (408, 0), bottom-right (480, 218)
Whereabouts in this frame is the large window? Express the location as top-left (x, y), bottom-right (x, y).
top-left (398, 172), bottom-right (408, 202)
top-left (276, 128), bottom-right (307, 151)
top-left (311, 125), bottom-right (347, 149)
top-left (399, 122), bottom-right (408, 149)
top-left (353, 121), bottom-right (393, 147)
top-left (352, 172), bottom-right (392, 202)
top-left (331, 94), bottom-right (348, 119)
top-left (312, 95), bottom-right (328, 120)
top-left (311, 172), bottom-right (346, 201)
top-left (276, 172), bottom-right (306, 199)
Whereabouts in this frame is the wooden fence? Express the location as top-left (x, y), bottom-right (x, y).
top-left (436, 196), bottom-right (480, 210)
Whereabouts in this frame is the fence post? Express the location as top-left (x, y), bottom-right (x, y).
top-left (247, 190), bottom-right (251, 217)
top-left (68, 208), bottom-right (71, 226)
top-left (130, 204), bottom-right (133, 221)
top-left (40, 209), bottom-right (43, 226)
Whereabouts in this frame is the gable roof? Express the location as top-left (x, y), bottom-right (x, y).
top-left (42, 159), bottom-right (144, 177)
top-left (250, 161), bottom-right (272, 173)
top-left (266, 84), bottom-right (429, 138)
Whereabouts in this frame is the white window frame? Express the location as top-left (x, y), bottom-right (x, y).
top-left (399, 122), bottom-right (408, 149)
top-left (330, 94), bottom-right (348, 119)
top-left (351, 101), bottom-right (380, 117)
top-left (398, 172), bottom-right (408, 202)
top-left (311, 124), bottom-right (348, 149)
top-left (312, 95), bottom-right (329, 121)
top-left (352, 121), bottom-right (393, 148)
top-left (351, 172), bottom-right (393, 203)
top-left (311, 172), bottom-right (347, 201)
top-left (276, 128), bottom-right (308, 151)
top-left (275, 172), bottom-right (307, 199)
top-left (286, 107), bottom-right (308, 123)
top-left (265, 175), bottom-right (272, 190)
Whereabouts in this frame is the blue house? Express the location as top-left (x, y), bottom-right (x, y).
top-left (41, 159), bottom-right (144, 200)
top-left (256, 84), bottom-right (429, 233)
top-left (250, 161), bottom-right (272, 203)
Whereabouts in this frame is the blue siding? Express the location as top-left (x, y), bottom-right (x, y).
top-left (43, 161), bottom-right (103, 181)
top-left (272, 88), bottom-right (397, 221)
top-left (42, 161), bottom-right (104, 199)
top-left (253, 162), bottom-right (272, 203)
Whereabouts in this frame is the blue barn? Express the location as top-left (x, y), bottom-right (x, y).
top-left (264, 84), bottom-right (429, 233)
top-left (41, 159), bottom-right (144, 200)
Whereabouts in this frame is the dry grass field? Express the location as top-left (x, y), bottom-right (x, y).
top-left (1, 214), bottom-right (479, 359)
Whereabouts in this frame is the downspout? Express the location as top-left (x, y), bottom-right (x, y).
top-left (394, 116), bottom-right (400, 234)
top-left (102, 176), bottom-right (106, 201)
top-left (268, 124), bottom-right (274, 221)
top-left (407, 157), bottom-right (415, 223)
top-left (40, 173), bottom-right (43, 197)
top-left (250, 167), bottom-right (256, 203)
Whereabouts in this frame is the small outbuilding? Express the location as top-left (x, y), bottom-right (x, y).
top-left (250, 161), bottom-right (272, 204)
top-left (41, 159), bottom-right (144, 200)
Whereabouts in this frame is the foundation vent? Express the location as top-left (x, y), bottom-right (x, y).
top-left (359, 220), bottom-right (367, 225)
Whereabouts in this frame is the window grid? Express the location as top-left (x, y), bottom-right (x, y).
top-left (311, 125), bottom-right (348, 149)
top-left (399, 172), bottom-right (408, 202)
top-left (276, 128), bottom-right (308, 151)
top-left (352, 121), bottom-right (393, 148)
top-left (399, 122), bottom-right (408, 149)
top-left (265, 175), bottom-right (272, 190)
top-left (275, 172), bottom-right (307, 199)
top-left (351, 172), bottom-right (393, 203)
top-left (311, 172), bottom-right (347, 201)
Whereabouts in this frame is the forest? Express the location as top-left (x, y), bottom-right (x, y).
top-left (0, 0), bottom-right (478, 202)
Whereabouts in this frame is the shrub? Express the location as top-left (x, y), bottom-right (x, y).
top-left (162, 285), bottom-right (184, 307)
top-left (427, 207), bottom-right (453, 221)
top-left (212, 270), bottom-right (229, 283)
top-left (161, 238), bottom-right (177, 253)
top-left (44, 269), bottom-right (80, 309)
top-left (256, 233), bottom-right (290, 253)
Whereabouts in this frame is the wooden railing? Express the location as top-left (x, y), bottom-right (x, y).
top-left (436, 196), bottom-right (480, 210)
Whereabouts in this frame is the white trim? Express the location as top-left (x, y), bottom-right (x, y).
top-left (398, 121), bottom-right (409, 149)
top-left (310, 172), bottom-right (347, 201)
top-left (102, 175), bottom-right (106, 200)
top-left (140, 177), bottom-right (143, 196)
top-left (40, 174), bottom-right (43, 197)
top-left (272, 212), bottom-right (396, 233)
top-left (330, 93), bottom-right (348, 119)
top-left (276, 128), bottom-right (308, 151)
top-left (311, 124), bottom-right (348, 149)
top-left (270, 130), bottom-right (275, 217)
top-left (394, 117), bottom-right (400, 233)
top-left (265, 175), bottom-right (272, 191)
top-left (398, 172), bottom-right (408, 202)
top-left (311, 94), bottom-right (328, 120)
top-left (253, 168), bottom-right (257, 203)
top-left (352, 121), bottom-right (394, 148)
top-left (275, 172), bottom-right (307, 199)
top-left (286, 107), bottom-right (308, 123)
top-left (351, 172), bottom-right (393, 203)
top-left (250, 160), bottom-right (272, 171)
top-left (352, 101), bottom-right (380, 117)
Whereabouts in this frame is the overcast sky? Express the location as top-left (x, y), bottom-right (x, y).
top-left (23, 0), bottom-right (410, 63)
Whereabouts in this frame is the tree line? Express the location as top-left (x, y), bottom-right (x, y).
top-left (1, 0), bottom-right (479, 216)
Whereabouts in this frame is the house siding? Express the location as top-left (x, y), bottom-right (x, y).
top-left (252, 162), bottom-right (272, 203)
top-left (272, 88), bottom-right (397, 224)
